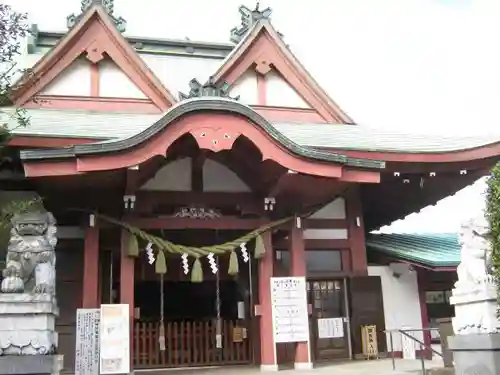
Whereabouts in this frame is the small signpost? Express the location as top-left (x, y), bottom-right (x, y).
top-left (75, 308), bottom-right (100, 375)
top-left (361, 324), bottom-right (379, 359)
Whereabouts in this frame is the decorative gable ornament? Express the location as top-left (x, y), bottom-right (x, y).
top-left (230, 3), bottom-right (272, 44)
top-left (67, 0), bottom-right (127, 33)
top-left (179, 77), bottom-right (240, 101)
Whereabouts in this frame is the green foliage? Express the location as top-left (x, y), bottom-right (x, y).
top-left (486, 162), bottom-right (500, 300)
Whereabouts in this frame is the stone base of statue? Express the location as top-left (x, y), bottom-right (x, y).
top-left (448, 279), bottom-right (500, 375)
top-left (0, 294), bottom-right (63, 375)
top-left (448, 333), bottom-right (500, 375)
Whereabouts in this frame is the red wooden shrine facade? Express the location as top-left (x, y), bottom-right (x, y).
top-left (5, 0), bottom-right (500, 372)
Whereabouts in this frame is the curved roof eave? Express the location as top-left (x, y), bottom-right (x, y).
top-left (20, 98), bottom-right (385, 170)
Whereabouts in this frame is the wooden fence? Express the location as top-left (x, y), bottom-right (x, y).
top-left (134, 320), bottom-right (252, 368)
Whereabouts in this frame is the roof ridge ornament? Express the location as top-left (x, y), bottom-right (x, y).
top-left (230, 3), bottom-right (272, 44)
top-left (179, 76), bottom-right (240, 101)
top-left (67, 0), bottom-right (127, 33)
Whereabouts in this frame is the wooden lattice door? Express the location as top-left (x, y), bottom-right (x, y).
top-left (308, 280), bottom-right (350, 361)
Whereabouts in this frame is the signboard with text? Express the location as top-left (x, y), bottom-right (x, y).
top-left (100, 304), bottom-right (130, 375)
top-left (75, 308), bottom-right (100, 375)
top-left (270, 277), bottom-right (309, 343)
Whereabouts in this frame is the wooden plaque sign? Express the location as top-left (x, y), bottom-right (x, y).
top-left (75, 308), bottom-right (101, 375)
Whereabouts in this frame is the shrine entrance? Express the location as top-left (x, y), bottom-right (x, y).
top-left (308, 279), bottom-right (351, 362)
top-left (132, 229), bottom-right (255, 369)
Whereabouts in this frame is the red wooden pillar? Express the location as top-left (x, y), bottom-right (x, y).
top-left (346, 186), bottom-right (368, 273)
top-left (289, 218), bottom-right (312, 370)
top-left (82, 226), bottom-right (99, 308)
top-left (259, 231), bottom-right (277, 371)
top-left (120, 229), bottom-right (135, 370)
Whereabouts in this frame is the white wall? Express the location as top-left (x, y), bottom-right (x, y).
top-left (140, 157), bottom-right (250, 192)
top-left (368, 264), bottom-right (423, 356)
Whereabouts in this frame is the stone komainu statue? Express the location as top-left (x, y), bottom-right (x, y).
top-left (455, 214), bottom-right (493, 289)
top-left (1, 212), bottom-right (57, 294)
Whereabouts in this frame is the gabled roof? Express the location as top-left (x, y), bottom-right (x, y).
top-left (367, 232), bottom-right (460, 269)
top-left (5, 106), bottom-right (500, 156)
top-left (12, 4), bottom-right (176, 110)
top-left (212, 19), bottom-right (353, 124)
top-left (18, 98), bottom-right (383, 170)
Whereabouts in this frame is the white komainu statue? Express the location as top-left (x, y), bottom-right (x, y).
top-left (1, 211), bottom-right (57, 294)
top-left (455, 214), bottom-right (493, 290)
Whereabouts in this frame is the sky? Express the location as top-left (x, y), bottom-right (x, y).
top-left (7, 0), bottom-right (500, 233)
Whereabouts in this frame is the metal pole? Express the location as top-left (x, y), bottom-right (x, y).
top-left (342, 278), bottom-right (353, 360)
top-left (109, 251), bottom-right (114, 304)
top-left (248, 256), bottom-right (255, 364)
top-left (420, 343), bottom-right (426, 374)
top-left (390, 331), bottom-right (395, 370)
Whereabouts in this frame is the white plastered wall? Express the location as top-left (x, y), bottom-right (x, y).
top-left (140, 158), bottom-right (250, 192)
top-left (368, 264), bottom-right (423, 356)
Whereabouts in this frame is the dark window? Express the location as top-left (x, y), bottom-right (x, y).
top-left (279, 250), bottom-right (342, 273)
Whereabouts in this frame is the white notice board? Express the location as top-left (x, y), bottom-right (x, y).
top-left (75, 308), bottom-right (100, 375)
top-left (317, 317), bottom-right (344, 338)
top-left (270, 277), bottom-right (309, 343)
top-left (100, 304), bottom-right (130, 375)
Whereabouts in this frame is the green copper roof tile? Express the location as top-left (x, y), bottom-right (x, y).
top-left (366, 233), bottom-right (460, 268)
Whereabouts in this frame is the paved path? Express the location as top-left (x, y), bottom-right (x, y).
top-left (134, 358), bottom-right (445, 375)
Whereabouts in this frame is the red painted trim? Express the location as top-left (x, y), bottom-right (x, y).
top-left (258, 231), bottom-right (276, 366)
top-left (24, 95), bottom-right (162, 113)
top-left (212, 23), bottom-right (353, 123)
top-left (252, 105), bottom-right (326, 123)
top-left (346, 187), bottom-right (368, 273)
top-left (417, 270), bottom-right (432, 360)
top-left (256, 73), bottom-right (267, 105)
top-left (24, 112), bottom-right (374, 181)
top-left (82, 226), bottom-right (99, 308)
top-left (13, 6), bottom-right (175, 110)
top-left (120, 229), bottom-right (135, 369)
top-left (126, 216), bottom-right (268, 230)
top-left (289, 221), bottom-right (309, 364)
top-left (90, 63), bottom-right (100, 96)
top-left (9, 136), bottom-right (99, 147)
top-left (24, 160), bottom-right (81, 176)
top-left (324, 146), bottom-right (500, 164)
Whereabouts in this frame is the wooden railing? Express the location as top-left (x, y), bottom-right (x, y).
top-left (134, 320), bottom-right (252, 368)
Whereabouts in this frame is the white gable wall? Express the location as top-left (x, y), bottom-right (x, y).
top-left (99, 59), bottom-right (147, 98)
top-left (41, 57), bottom-right (91, 96)
top-left (202, 159), bottom-right (250, 192)
top-left (141, 157), bottom-right (192, 191)
top-left (266, 70), bottom-right (309, 108)
top-left (140, 158), bottom-right (250, 192)
top-left (368, 264), bottom-right (423, 357)
top-left (309, 198), bottom-right (346, 219)
top-left (229, 69), bottom-right (258, 105)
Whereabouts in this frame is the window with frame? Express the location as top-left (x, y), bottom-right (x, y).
top-left (279, 249), bottom-right (342, 273)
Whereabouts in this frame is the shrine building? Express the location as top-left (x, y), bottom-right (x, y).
top-left (3, 0), bottom-right (500, 372)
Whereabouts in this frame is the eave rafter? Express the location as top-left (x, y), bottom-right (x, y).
top-left (19, 99), bottom-right (383, 183)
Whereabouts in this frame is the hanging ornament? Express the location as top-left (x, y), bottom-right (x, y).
top-left (240, 243), bottom-right (249, 263)
top-left (181, 253), bottom-right (189, 275)
top-left (207, 253), bottom-right (218, 274)
top-left (145, 242), bottom-right (155, 265)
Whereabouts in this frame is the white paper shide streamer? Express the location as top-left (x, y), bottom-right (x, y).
top-left (240, 242), bottom-right (249, 263)
top-left (207, 253), bottom-right (218, 274)
top-left (181, 253), bottom-right (190, 275)
top-left (146, 242), bottom-right (155, 265)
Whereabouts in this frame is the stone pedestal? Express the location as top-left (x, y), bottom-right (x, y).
top-left (448, 333), bottom-right (500, 375)
top-left (0, 294), bottom-right (59, 356)
top-left (450, 282), bottom-right (499, 335)
top-left (0, 355), bottom-right (63, 375)
top-left (436, 318), bottom-right (454, 368)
